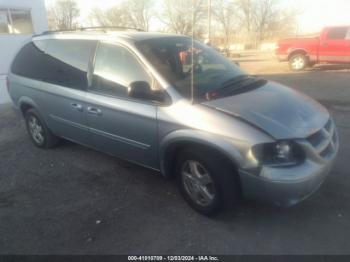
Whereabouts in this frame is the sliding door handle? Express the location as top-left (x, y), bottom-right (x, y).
top-left (87, 106), bottom-right (102, 116)
top-left (71, 103), bottom-right (83, 111)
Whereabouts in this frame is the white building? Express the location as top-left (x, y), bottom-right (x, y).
top-left (0, 0), bottom-right (48, 104)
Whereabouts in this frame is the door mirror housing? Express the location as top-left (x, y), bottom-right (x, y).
top-left (128, 81), bottom-right (152, 99)
top-left (128, 81), bottom-right (166, 103)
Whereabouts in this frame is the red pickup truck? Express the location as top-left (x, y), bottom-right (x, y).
top-left (276, 26), bottom-right (350, 71)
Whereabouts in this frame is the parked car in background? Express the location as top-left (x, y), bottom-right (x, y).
top-left (276, 26), bottom-right (350, 71)
top-left (7, 29), bottom-right (339, 215)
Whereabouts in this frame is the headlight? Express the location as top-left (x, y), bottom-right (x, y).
top-left (251, 141), bottom-right (304, 166)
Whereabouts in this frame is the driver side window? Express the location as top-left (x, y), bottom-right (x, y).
top-left (91, 42), bottom-right (152, 98)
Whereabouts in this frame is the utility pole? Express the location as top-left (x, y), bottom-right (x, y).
top-left (191, 0), bottom-right (195, 104)
top-left (207, 0), bottom-right (212, 43)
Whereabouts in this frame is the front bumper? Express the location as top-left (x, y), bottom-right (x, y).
top-left (239, 120), bottom-right (339, 206)
top-left (239, 158), bottom-right (335, 206)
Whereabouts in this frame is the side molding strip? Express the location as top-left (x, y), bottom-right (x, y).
top-left (50, 114), bottom-right (150, 150)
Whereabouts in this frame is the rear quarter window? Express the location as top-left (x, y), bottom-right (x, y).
top-left (11, 40), bottom-right (49, 79)
top-left (11, 39), bottom-right (97, 90)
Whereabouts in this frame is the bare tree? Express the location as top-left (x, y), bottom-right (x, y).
top-left (269, 9), bottom-right (299, 38)
top-left (212, 0), bottom-right (238, 49)
top-left (253, 0), bottom-right (298, 44)
top-left (159, 0), bottom-right (206, 36)
top-left (89, 5), bottom-right (131, 28)
top-left (47, 0), bottom-right (80, 30)
top-left (126, 0), bottom-right (152, 31)
top-left (234, 0), bottom-right (297, 47)
top-left (89, 0), bottom-right (153, 31)
top-left (236, 0), bottom-right (254, 33)
top-left (253, 0), bottom-right (277, 44)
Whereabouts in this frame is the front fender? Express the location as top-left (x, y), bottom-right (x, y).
top-left (159, 129), bottom-right (252, 177)
top-left (287, 48), bottom-right (318, 62)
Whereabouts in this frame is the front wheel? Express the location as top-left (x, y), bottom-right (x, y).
top-left (289, 54), bottom-right (308, 71)
top-left (176, 148), bottom-right (240, 216)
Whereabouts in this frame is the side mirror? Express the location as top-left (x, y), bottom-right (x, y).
top-left (128, 81), bottom-right (153, 100)
top-left (128, 81), bottom-right (166, 103)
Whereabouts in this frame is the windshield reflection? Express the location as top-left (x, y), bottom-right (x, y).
top-left (136, 37), bottom-right (247, 101)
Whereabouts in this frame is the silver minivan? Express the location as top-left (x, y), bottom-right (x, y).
top-left (7, 30), bottom-right (339, 215)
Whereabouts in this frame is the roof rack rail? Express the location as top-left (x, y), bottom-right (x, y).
top-left (38, 26), bottom-right (144, 36)
top-left (79, 26), bottom-right (144, 32)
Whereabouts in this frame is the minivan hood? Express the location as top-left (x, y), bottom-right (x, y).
top-left (203, 81), bottom-right (329, 139)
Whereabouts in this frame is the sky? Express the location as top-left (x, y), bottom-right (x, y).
top-left (45, 0), bottom-right (350, 33)
top-left (291, 0), bottom-right (350, 33)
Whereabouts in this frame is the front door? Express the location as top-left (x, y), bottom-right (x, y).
top-left (319, 27), bottom-right (350, 63)
top-left (85, 42), bottom-right (159, 168)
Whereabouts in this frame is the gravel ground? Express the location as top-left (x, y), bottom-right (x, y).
top-left (0, 54), bottom-right (350, 254)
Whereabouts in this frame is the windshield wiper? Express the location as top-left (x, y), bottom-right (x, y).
top-left (203, 75), bottom-right (267, 100)
top-left (220, 75), bottom-right (257, 89)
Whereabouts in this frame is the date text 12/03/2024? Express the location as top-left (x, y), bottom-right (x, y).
top-left (128, 256), bottom-right (220, 261)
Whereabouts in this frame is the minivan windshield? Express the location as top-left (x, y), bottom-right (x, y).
top-left (136, 36), bottom-right (250, 101)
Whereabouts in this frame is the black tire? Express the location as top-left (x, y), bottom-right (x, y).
top-left (289, 53), bottom-right (308, 71)
top-left (25, 108), bottom-right (59, 148)
top-left (175, 148), bottom-right (240, 216)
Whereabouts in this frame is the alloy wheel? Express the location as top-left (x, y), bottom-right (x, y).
top-left (291, 56), bottom-right (305, 70)
top-left (181, 160), bottom-right (216, 207)
top-left (28, 115), bottom-right (45, 145)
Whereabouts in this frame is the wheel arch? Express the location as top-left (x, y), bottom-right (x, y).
top-left (287, 49), bottom-right (309, 61)
top-left (159, 130), bottom-right (244, 180)
top-left (18, 96), bottom-right (39, 116)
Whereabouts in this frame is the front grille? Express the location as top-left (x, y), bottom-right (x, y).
top-left (306, 118), bottom-right (337, 160)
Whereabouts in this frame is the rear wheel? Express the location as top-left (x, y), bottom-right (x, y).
top-left (25, 109), bottom-right (59, 148)
top-left (289, 53), bottom-right (308, 71)
top-left (176, 148), bottom-right (240, 216)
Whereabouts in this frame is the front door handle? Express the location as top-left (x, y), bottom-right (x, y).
top-left (87, 106), bottom-right (102, 116)
top-left (71, 103), bottom-right (83, 111)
